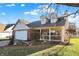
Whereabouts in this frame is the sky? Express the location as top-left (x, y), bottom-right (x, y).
top-left (0, 3), bottom-right (79, 27)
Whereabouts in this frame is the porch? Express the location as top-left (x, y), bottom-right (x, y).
top-left (29, 27), bottom-right (64, 42)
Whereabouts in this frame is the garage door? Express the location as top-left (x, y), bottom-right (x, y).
top-left (15, 31), bottom-right (27, 40)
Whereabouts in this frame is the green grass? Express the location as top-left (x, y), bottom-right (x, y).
top-left (57, 38), bottom-right (79, 56)
top-left (0, 44), bottom-right (55, 56)
top-left (0, 39), bottom-right (10, 41)
top-left (0, 38), bottom-right (79, 56)
top-left (30, 45), bottom-right (63, 56)
top-left (30, 38), bottom-right (79, 56)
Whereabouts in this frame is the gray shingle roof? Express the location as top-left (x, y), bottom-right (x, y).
top-left (19, 19), bottom-right (30, 24)
top-left (27, 17), bottom-right (66, 28)
top-left (4, 24), bottom-right (15, 30)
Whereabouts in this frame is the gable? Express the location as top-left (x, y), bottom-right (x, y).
top-left (13, 21), bottom-right (29, 30)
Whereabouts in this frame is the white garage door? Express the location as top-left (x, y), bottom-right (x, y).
top-left (15, 31), bottom-right (27, 40)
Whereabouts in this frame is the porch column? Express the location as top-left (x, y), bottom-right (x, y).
top-left (61, 29), bottom-right (64, 42)
top-left (49, 28), bottom-right (51, 41)
top-left (40, 28), bottom-right (41, 40)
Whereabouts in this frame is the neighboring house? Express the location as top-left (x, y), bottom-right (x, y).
top-left (0, 23), bottom-right (5, 32)
top-left (67, 22), bottom-right (79, 37)
top-left (0, 24), bottom-right (15, 39)
top-left (67, 23), bottom-right (76, 37)
top-left (13, 12), bottom-right (70, 45)
top-left (0, 23), bottom-right (6, 39)
top-left (76, 27), bottom-right (79, 37)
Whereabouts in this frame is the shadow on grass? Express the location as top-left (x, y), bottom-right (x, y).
top-left (0, 42), bottom-right (58, 56)
top-left (0, 39), bottom-right (10, 41)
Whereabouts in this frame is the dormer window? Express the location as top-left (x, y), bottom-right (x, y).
top-left (51, 18), bottom-right (58, 23)
top-left (40, 15), bottom-right (47, 24)
top-left (50, 12), bottom-right (58, 23)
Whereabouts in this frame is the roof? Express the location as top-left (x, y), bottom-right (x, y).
top-left (4, 24), bottom-right (15, 30)
top-left (27, 17), bottom-right (66, 28)
top-left (19, 19), bottom-right (30, 24)
top-left (12, 19), bottom-right (30, 30)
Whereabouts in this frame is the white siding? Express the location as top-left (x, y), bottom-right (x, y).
top-left (14, 22), bottom-right (29, 30)
top-left (15, 31), bottom-right (27, 40)
top-left (0, 32), bottom-right (12, 39)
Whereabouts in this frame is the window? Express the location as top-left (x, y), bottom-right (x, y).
top-left (51, 30), bottom-right (61, 35)
top-left (41, 19), bottom-right (47, 24)
top-left (51, 18), bottom-right (58, 23)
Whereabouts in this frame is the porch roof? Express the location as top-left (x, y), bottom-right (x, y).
top-left (27, 17), bottom-right (66, 28)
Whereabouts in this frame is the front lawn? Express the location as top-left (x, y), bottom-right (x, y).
top-left (0, 39), bottom-right (10, 41)
top-left (30, 38), bottom-right (79, 56)
top-left (0, 43), bottom-right (57, 56)
top-left (0, 38), bottom-right (79, 56)
top-left (57, 38), bottom-right (79, 56)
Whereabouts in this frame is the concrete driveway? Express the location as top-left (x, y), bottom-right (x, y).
top-left (0, 40), bottom-right (10, 47)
